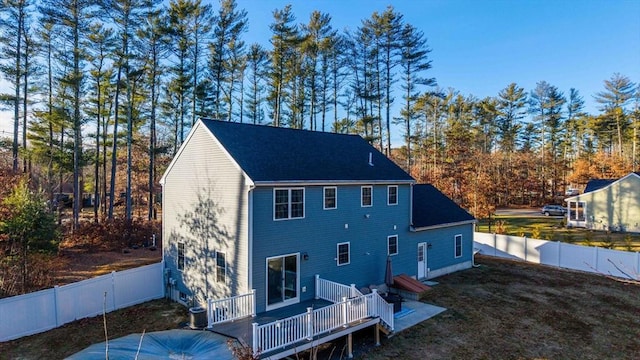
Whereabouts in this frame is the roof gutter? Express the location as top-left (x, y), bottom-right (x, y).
top-left (410, 219), bottom-right (477, 232)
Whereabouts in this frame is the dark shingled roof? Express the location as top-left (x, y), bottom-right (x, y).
top-left (200, 119), bottom-right (414, 183)
top-left (412, 184), bottom-right (475, 228)
top-left (584, 179), bottom-right (616, 193)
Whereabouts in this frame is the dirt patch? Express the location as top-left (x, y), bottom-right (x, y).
top-left (54, 246), bottom-right (162, 285)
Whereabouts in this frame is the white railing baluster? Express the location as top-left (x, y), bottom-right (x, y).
top-left (207, 290), bottom-right (256, 327)
top-left (315, 276), bottom-right (363, 303)
top-left (252, 277), bottom-right (395, 354)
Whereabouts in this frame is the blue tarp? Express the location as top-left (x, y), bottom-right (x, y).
top-left (66, 329), bottom-right (235, 360)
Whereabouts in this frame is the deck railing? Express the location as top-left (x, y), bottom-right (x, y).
top-left (252, 292), bottom-right (392, 354)
top-left (207, 289), bottom-right (256, 327)
top-left (368, 289), bottom-right (394, 331)
top-left (314, 274), bottom-right (361, 303)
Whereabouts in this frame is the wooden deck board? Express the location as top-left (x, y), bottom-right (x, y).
top-left (210, 298), bottom-right (333, 345)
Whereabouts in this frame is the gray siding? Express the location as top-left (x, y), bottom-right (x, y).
top-left (162, 122), bottom-right (250, 306)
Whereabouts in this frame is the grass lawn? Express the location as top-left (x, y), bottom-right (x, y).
top-left (0, 299), bottom-right (188, 360)
top-left (355, 256), bottom-right (640, 360)
top-left (476, 215), bottom-right (640, 251)
top-left (2, 256), bottom-right (639, 359)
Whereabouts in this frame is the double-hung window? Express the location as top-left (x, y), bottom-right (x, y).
top-left (337, 242), bottom-right (350, 266)
top-left (388, 185), bottom-right (398, 205)
top-left (216, 251), bottom-right (226, 283)
top-left (324, 187), bottom-right (337, 210)
top-left (388, 235), bottom-right (398, 255)
top-left (274, 188), bottom-right (305, 220)
top-left (177, 242), bottom-right (185, 271)
top-left (454, 234), bottom-right (462, 258)
top-left (361, 186), bottom-right (373, 207)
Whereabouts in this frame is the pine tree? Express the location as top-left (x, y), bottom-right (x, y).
top-left (594, 73), bottom-right (635, 158)
top-left (0, 0), bottom-right (32, 173)
top-left (397, 22), bottom-right (435, 170)
top-left (301, 11), bottom-right (334, 131)
top-left (529, 81), bottom-right (566, 200)
top-left (85, 23), bottom-right (115, 222)
top-left (496, 83), bottom-right (527, 153)
top-left (189, 0), bottom-right (212, 124)
top-left (268, 5), bottom-right (299, 127)
top-left (40, 0), bottom-right (95, 228)
top-left (166, 0), bottom-right (197, 147)
top-left (244, 43), bottom-right (269, 125)
top-left (473, 97), bottom-right (498, 154)
top-left (138, 1), bottom-right (168, 220)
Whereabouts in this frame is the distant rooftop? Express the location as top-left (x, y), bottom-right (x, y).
top-left (584, 179), bottom-right (617, 193)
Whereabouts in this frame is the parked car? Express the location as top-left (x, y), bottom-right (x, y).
top-left (52, 193), bottom-right (72, 208)
top-left (541, 205), bottom-right (567, 216)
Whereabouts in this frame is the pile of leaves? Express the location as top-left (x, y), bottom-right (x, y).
top-left (60, 219), bottom-right (161, 252)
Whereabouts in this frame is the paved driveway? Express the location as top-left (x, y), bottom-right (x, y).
top-left (495, 208), bottom-right (564, 218)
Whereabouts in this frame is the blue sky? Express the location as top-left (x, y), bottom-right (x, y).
top-left (236, 0), bottom-right (639, 115)
top-left (1, 0), bottom-right (638, 140)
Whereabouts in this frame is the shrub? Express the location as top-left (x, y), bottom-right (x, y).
top-left (601, 234), bottom-right (615, 249)
top-left (583, 232), bottom-right (594, 247)
top-left (623, 234), bottom-right (635, 252)
top-left (531, 225), bottom-right (542, 240)
top-left (495, 220), bottom-right (507, 235)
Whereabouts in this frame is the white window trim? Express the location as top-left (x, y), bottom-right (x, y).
top-left (323, 186), bottom-right (337, 210)
top-left (361, 186), bottom-right (373, 207)
top-left (177, 242), bottom-right (185, 271)
top-left (273, 188), bottom-right (305, 220)
top-left (388, 235), bottom-right (399, 256)
top-left (337, 242), bottom-right (350, 266)
top-left (387, 185), bottom-right (398, 206)
top-left (454, 234), bottom-right (462, 258)
top-left (216, 251), bottom-right (226, 284)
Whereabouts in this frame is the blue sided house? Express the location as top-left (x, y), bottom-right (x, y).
top-left (161, 118), bottom-right (475, 319)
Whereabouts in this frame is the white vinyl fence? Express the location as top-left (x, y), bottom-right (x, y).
top-left (474, 232), bottom-right (640, 280)
top-left (0, 261), bottom-right (164, 342)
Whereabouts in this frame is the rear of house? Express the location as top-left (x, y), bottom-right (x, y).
top-left (161, 119), bottom-right (476, 313)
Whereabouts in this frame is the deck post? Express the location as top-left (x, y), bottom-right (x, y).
top-left (350, 283), bottom-right (356, 297)
top-left (375, 324), bottom-right (380, 346)
top-left (342, 297), bottom-right (348, 327)
top-left (347, 333), bottom-right (353, 358)
top-left (306, 307), bottom-right (313, 340)
top-left (252, 322), bottom-right (258, 354)
top-left (251, 289), bottom-right (256, 317)
top-left (315, 274), bottom-right (320, 299)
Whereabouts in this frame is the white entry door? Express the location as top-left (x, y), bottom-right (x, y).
top-left (417, 242), bottom-right (428, 279)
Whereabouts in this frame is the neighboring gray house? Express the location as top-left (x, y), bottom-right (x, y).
top-left (565, 172), bottom-right (640, 232)
top-left (161, 118), bottom-right (475, 312)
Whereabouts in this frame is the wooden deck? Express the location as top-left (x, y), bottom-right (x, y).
top-left (209, 297), bottom-right (446, 359)
top-left (209, 298), bottom-right (383, 359)
top-left (209, 298), bottom-right (333, 345)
